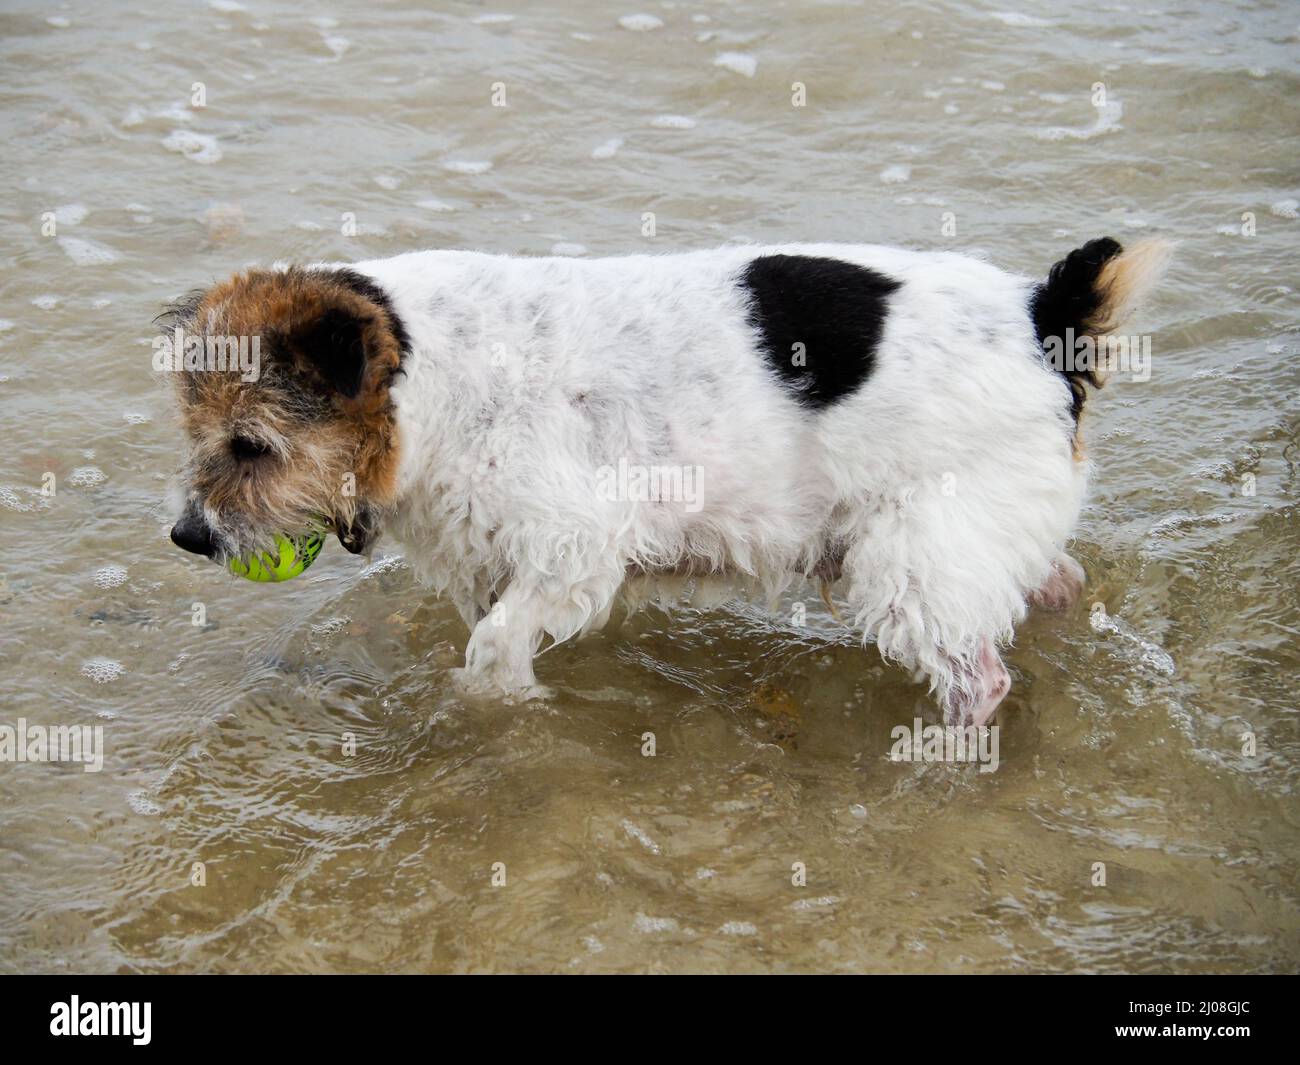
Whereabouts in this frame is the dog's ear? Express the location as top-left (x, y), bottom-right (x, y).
top-left (284, 272), bottom-right (405, 402)
top-left (292, 306), bottom-right (371, 399)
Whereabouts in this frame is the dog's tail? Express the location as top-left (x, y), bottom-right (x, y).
top-left (1030, 236), bottom-right (1173, 418)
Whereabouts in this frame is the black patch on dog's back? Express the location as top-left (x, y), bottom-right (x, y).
top-left (740, 255), bottom-right (900, 408)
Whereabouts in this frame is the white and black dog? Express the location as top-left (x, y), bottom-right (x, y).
top-left (165, 237), bottom-right (1170, 726)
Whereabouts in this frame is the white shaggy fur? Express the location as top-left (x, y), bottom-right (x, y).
top-left (345, 243), bottom-right (1097, 721)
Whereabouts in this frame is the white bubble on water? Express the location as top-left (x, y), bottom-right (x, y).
top-left (621, 818), bottom-right (660, 853)
top-left (591, 137), bottom-right (623, 160)
top-left (322, 35), bottom-right (351, 59)
top-left (94, 565), bottom-right (129, 589)
top-left (633, 913), bottom-right (678, 934)
top-left (1270, 198), bottom-right (1298, 219)
top-left (790, 894), bottom-right (841, 911)
top-left (1089, 610), bottom-right (1176, 677)
top-left (473, 13), bottom-right (514, 24)
top-left (154, 102), bottom-right (194, 124)
top-left (374, 174), bottom-right (401, 189)
top-left (311, 616), bottom-right (351, 637)
top-left (68, 466), bottom-right (107, 487)
top-left (443, 159), bottom-right (493, 175)
top-left (162, 130), bottom-right (223, 164)
top-left (32, 295), bottom-right (60, 310)
top-left (47, 15), bottom-right (71, 28)
top-left (619, 14), bottom-right (664, 32)
top-left (1039, 98), bottom-right (1123, 141)
top-left (0, 319), bottom-right (12, 331)
top-left (719, 921), bottom-right (758, 936)
top-left (416, 198), bottom-right (455, 212)
top-left (360, 554), bottom-right (406, 579)
top-left (53, 204), bottom-right (87, 226)
top-left (551, 242), bottom-right (587, 257)
top-left (651, 114), bottom-right (696, 129)
top-left (879, 164), bottom-right (912, 184)
top-left (58, 237), bottom-right (121, 266)
top-left (714, 51), bottom-right (757, 78)
top-left (988, 11), bottom-right (1051, 27)
top-left (127, 791), bottom-right (163, 816)
top-left (0, 486), bottom-right (28, 511)
top-left (82, 657), bottom-right (124, 683)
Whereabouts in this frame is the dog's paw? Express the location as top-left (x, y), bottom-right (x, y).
top-left (446, 666), bottom-right (553, 703)
top-left (501, 683), bottom-right (555, 703)
top-left (446, 665), bottom-right (490, 697)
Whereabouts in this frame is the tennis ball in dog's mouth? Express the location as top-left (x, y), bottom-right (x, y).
top-left (228, 531), bottom-right (325, 583)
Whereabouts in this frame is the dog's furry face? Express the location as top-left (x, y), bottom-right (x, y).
top-left (163, 266), bottom-right (406, 563)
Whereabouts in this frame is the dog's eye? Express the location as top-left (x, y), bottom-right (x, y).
top-left (230, 435), bottom-right (272, 461)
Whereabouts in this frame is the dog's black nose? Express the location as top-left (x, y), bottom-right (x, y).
top-left (170, 512), bottom-right (215, 557)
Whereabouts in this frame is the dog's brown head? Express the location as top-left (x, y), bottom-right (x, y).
top-left (163, 266), bottom-right (408, 564)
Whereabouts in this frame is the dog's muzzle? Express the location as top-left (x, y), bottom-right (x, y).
top-left (170, 504), bottom-right (216, 558)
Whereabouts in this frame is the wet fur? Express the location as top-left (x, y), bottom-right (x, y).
top-left (166, 239), bottom-right (1168, 724)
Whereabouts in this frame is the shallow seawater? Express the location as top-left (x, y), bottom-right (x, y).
top-left (1, 0), bottom-right (1298, 973)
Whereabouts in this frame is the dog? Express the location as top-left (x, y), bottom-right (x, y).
top-left (164, 237), bottom-right (1170, 726)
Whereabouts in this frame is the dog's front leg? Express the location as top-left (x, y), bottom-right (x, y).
top-left (456, 586), bottom-right (549, 698)
top-left (452, 565), bottom-right (622, 699)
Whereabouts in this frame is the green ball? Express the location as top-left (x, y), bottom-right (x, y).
top-left (229, 531), bottom-right (325, 583)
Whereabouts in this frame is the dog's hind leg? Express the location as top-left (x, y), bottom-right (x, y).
top-left (1027, 553), bottom-right (1086, 611)
top-left (938, 638), bottom-right (1011, 728)
top-left (839, 495), bottom-right (1028, 727)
